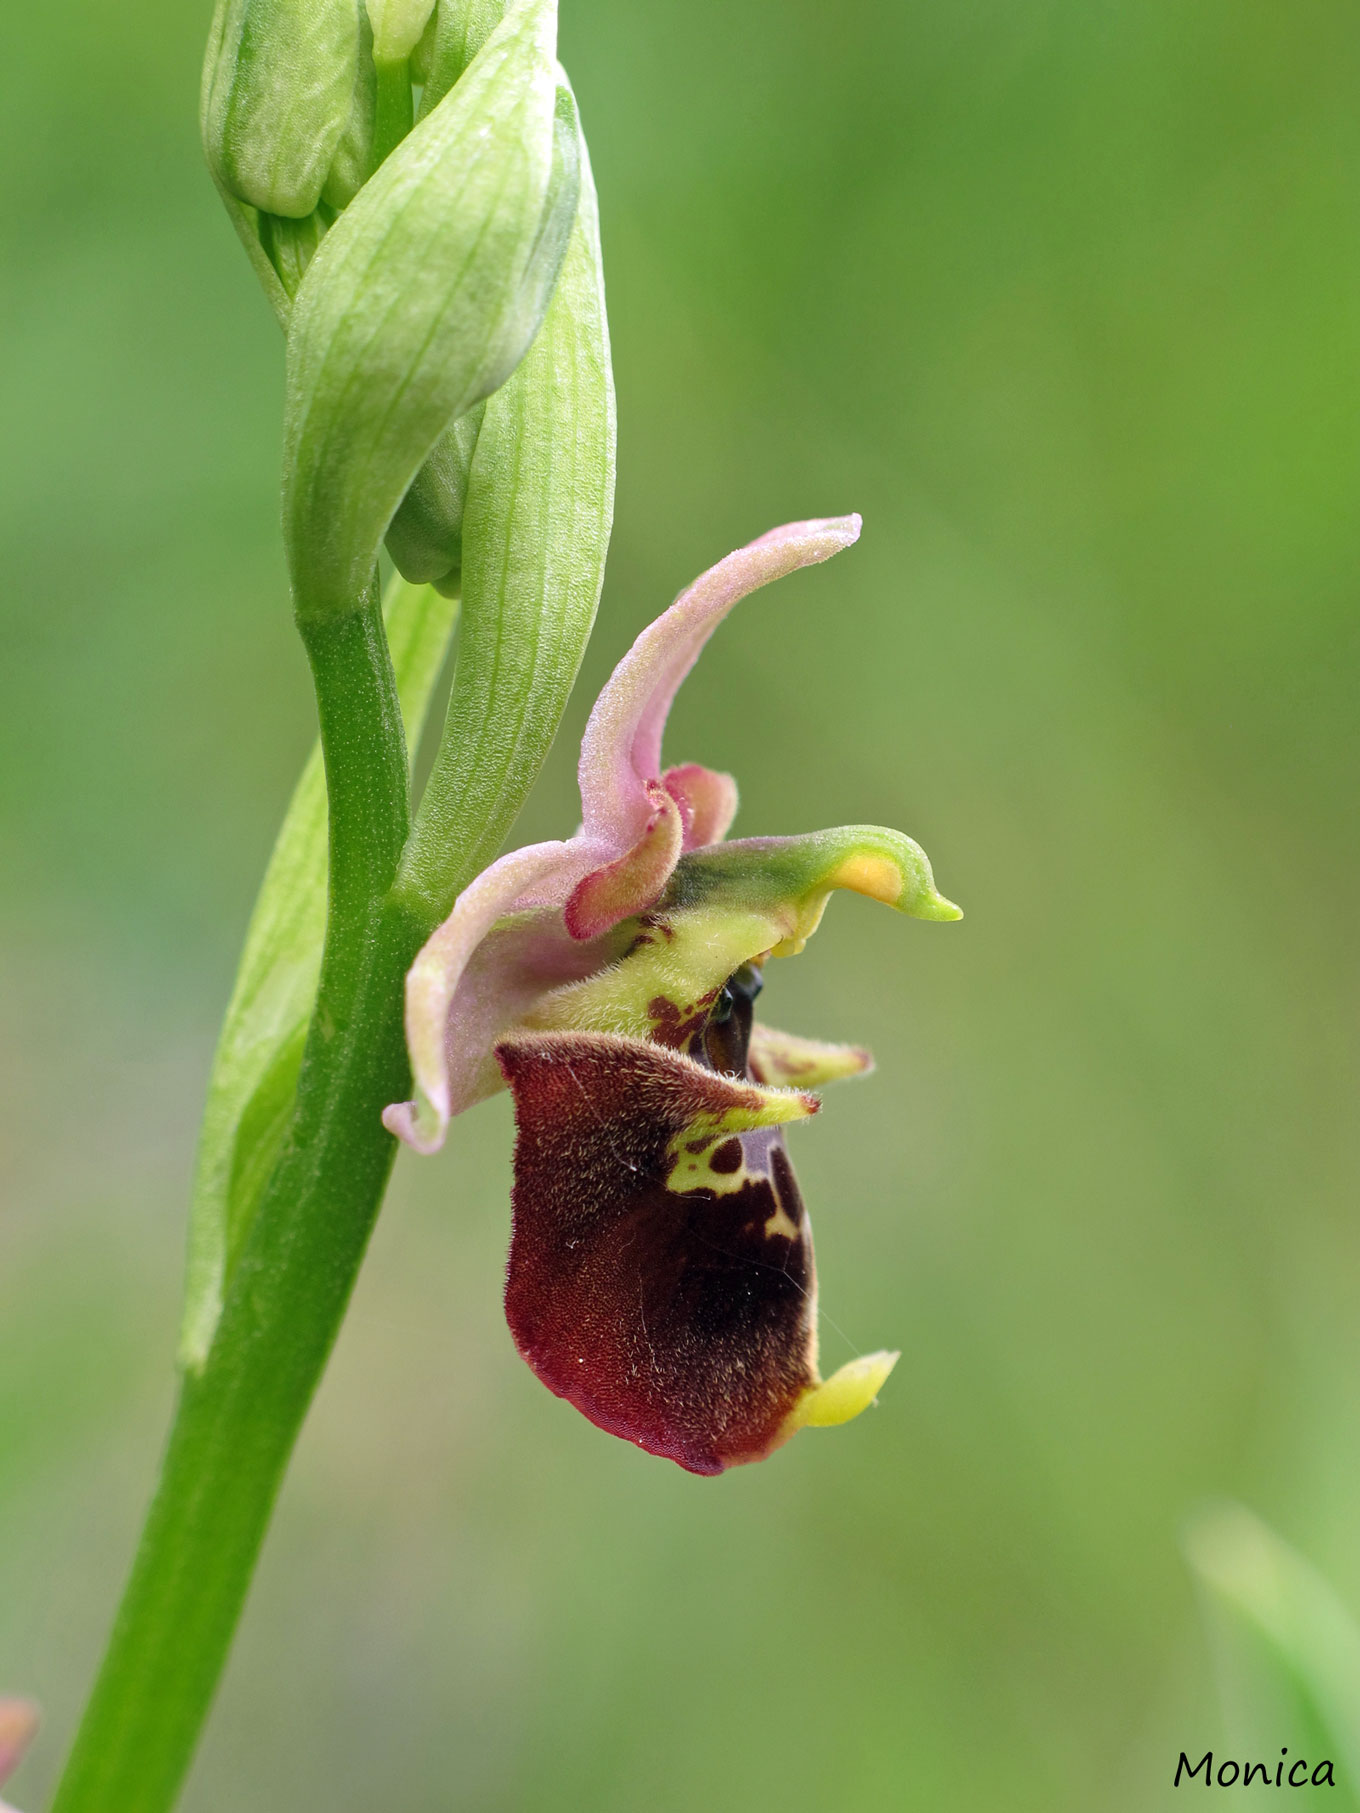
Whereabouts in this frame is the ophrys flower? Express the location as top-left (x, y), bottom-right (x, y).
top-left (385, 515), bottom-right (960, 1473)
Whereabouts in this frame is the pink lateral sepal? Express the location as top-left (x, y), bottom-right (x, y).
top-left (383, 838), bottom-right (607, 1153)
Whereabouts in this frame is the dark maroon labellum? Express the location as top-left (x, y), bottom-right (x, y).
top-left (496, 1031), bottom-right (818, 1474)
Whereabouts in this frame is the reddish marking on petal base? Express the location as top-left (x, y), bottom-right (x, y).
top-left (646, 989), bottom-right (717, 1050)
top-left (662, 763), bottom-right (738, 849)
top-left (496, 1033), bottom-right (818, 1475)
top-left (564, 785), bottom-right (684, 941)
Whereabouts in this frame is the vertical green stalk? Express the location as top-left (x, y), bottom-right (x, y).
top-left (372, 56), bottom-right (414, 164)
top-left (50, 11), bottom-right (612, 1806)
top-left (50, 590), bottom-right (427, 1813)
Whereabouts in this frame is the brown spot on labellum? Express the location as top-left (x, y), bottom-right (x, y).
top-left (710, 1137), bottom-right (743, 1174)
top-left (769, 1144), bottom-right (803, 1229)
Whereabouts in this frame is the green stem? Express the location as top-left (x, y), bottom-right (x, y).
top-left (373, 56), bottom-right (414, 168)
top-left (50, 590), bottom-right (429, 1813)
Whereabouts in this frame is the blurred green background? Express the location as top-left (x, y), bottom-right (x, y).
top-left (3, 0), bottom-right (1359, 1807)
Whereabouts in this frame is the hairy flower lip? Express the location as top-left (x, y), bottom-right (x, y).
top-left (495, 1030), bottom-right (822, 1473)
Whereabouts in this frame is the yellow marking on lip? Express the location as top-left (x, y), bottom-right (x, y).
top-left (663, 1090), bottom-right (816, 1195)
top-left (762, 1204), bottom-right (799, 1240)
top-left (829, 853), bottom-right (903, 906)
top-left (666, 1144), bottom-right (748, 1196)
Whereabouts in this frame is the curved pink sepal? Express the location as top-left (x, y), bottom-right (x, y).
top-left (577, 515), bottom-right (861, 849)
top-left (497, 1030), bottom-right (823, 1474)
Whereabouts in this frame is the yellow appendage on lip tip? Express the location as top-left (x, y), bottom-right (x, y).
top-left (794, 1350), bottom-right (900, 1429)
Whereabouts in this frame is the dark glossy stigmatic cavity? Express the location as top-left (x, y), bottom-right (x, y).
top-left (690, 962), bottom-right (763, 1077)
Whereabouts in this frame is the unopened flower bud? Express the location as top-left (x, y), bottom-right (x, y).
top-left (383, 403), bottom-right (483, 590)
top-left (383, 78), bottom-right (579, 591)
top-left (202, 0), bottom-right (361, 219)
top-left (258, 207), bottom-right (330, 300)
top-left (283, 0), bottom-right (577, 621)
top-left (321, 9), bottom-right (378, 209)
top-left (413, 0), bottom-right (503, 116)
top-left (365, 0), bottom-right (437, 63)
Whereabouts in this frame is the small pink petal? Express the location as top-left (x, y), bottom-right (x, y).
top-left (0, 1699), bottom-right (38, 1789)
top-left (662, 763), bottom-right (738, 849)
top-left (577, 515), bottom-right (862, 848)
top-left (384, 838), bottom-right (608, 1153)
top-left (564, 783), bottom-right (685, 941)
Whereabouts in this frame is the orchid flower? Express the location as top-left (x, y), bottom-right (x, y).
top-left (384, 514), bottom-right (961, 1474)
top-left (0, 1698), bottom-right (38, 1813)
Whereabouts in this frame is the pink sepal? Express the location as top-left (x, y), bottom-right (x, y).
top-left (383, 839), bottom-right (607, 1153)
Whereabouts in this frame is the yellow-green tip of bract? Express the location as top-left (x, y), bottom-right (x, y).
top-left (792, 1351), bottom-right (900, 1430)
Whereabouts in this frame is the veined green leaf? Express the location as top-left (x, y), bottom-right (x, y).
top-left (282, 0), bottom-right (573, 623)
top-left (179, 574), bottom-right (458, 1371)
top-left (397, 83), bottom-right (615, 921)
top-left (1185, 1502), bottom-right (1360, 1803)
